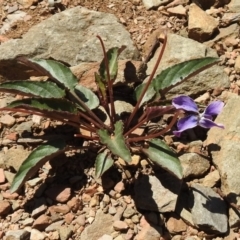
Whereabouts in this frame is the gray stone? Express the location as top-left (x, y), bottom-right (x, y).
top-left (179, 153), bottom-right (210, 178)
top-left (134, 173), bottom-right (181, 212)
top-left (14, 121), bottom-right (33, 134)
top-left (58, 226), bottom-right (73, 240)
top-left (228, 0), bottom-right (240, 12)
top-left (2, 146), bottom-right (30, 171)
top-left (206, 93), bottom-right (240, 197)
top-left (0, 7), bottom-right (138, 81)
top-left (6, 230), bottom-right (30, 240)
top-left (30, 229), bottom-right (45, 240)
top-left (190, 183), bottom-right (228, 234)
top-left (188, 4), bottom-right (219, 42)
top-left (80, 210), bottom-right (114, 240)
top-left (123, 206), bottom-right (135, 218)
top-left (142, 0), bottom-right (171, 10)
top-left (147, 33), bottom-right (229, 97)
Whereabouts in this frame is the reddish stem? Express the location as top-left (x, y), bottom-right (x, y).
top-left (125, 35), bottom-right (168, 130)
top-left (127, 110), bottom-right (180, 143)
top-left (97, 35), bottom-right (116, 128)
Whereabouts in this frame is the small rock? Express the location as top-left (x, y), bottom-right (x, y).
top-left (114, 181), bottom-right (125, 193)
top-left (167, 5), bottom-right (187, 16)
top-left (188, 3), bottom-right (219, 42)
top-left (27, 177), bottom-right (42, 187)
top-left (179, 153), bottom-right (210, 178)
top-left (45, 220), bottom-right (64, 232)
top-left (0, 114), bottom-right (15, 127)
top-left (0, 200), bottom-right (11, 215)
top-left (30, 229), bottom-right (45, 240)
top-left (58, 226), bottom-right (73, 240)
top-left (191, 183), bottom-right (228, 234)
top-left (135, 223), bottom-right (162, 240)
top-left (108, 206), bottom-right (117, 215)
top-left (90, 196), bottom-right (98, 207)
top-left (123, 206), bottom-right (135, 218)
top-left (6, 230), bottom-right (30, 240)
top-left (64, 212), bottom-right (74, 224)
top-left (45, 185), bottom-right (71, 203)
top-left (5, 132), bottom-right (19, 141)
top-left (0, 168), bottom-right (5, 183)
top-left (33, 215), bottom-right (51, 231)
top-left (142, 0), bottom-right (171, 10)
top-left (134, 173), bottom-right (181, 212)
top-left (75, 214), bottom-right (85, 226)
top-left (15, 120), bottom-right (33, 133)
top-left (50, 204), bottom-right (70, 214)
top-left (67, 197), bottom-right (82, 212)
top-left (2, 190), bottom-right (18, 200)
top-left (202, 170), bottom-right (220, 187)
top-left (166, 213), bottom-right (188, 234)
top-left (31, 202), bottom-right (47, 218)
top-left (113, 220), bottom-right (128, 231)
top-left (21, 218), bottom-right (34, 226)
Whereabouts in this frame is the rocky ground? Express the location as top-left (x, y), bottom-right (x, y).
top-left (0, 0), bottom-right (240, 240)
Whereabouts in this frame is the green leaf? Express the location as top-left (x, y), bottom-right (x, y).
top-left (10, 139), bottom-right (66, 193)
top-left (153, 57), bottom-right (219, 93)
top-left (95, 152), bottom-right (114, 178)
top-left (134, 82), bottom-right (156, 107)
top-left (142, 138), bottom-right (182, 179)
top-left (74, 85), bottom-right (99, 110)
top-left (19, 57), bottom-right (78, 91)
top-left (95, 72), bottom-right (107, 101)
top-left (6, 98), bottom-right (78, 114)
top-left (99, 46), bottom-right (126, 82)
top-left (0, 81), bottom-right (65, 98)
top-left (98, 121), bottom-right (131, 163)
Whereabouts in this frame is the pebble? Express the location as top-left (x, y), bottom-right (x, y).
top-left (0, 114), bottom-right (15, 127)
top-left (27, 177), bottom-right (42, 187)
top-left (109, 206), bottom-right (117, 215)
top-left (45, 220), bottom-right (64, 232)
top-left (114, 181), bottom-right (125, 193)
top-left (2, 191), bottom-right (19, 200)
top-left (30, 229), bottom-right (45, 240)
top-left (0, 200), bottom-right (11, 215)
top-left (64, 212), bottom-right (74, 224)
top-left (21, 218), bottom-right (34, 226)
top-left (75, 214), bottom-right (85, 226)
top-left (32, 214), bottom-right (51, 231)
top-left (5, 230), bottom-right (30, 240)
top-left (31, 202), bottom-right (47, 218)
top-left (50, 204), bottom-right (70, 214)
top-left (123, 206), bottom-right (135, 218)
top-left (113, 220), bottom-right (129, 231)
top-left (67, 197), bottom-right (82, 212)
top-left (58, 226), bottom-right (73, 240)
top-left (45, 185), bottom-right (71, 203)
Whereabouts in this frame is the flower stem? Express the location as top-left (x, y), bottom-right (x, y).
top-left (125, 34), bottom-right (168, 130)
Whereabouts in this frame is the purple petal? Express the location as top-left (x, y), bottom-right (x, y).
top-left (172, 95), bottom-right (198, 113)
top-left (173, 115), bottom-right (198, 137)
top-left (203, 101), bottom-right (224, 118)
top-left (199, 117), bottom-right (224, 129)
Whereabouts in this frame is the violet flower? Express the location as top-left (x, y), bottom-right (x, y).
top-left (172, 95), bottom-right (224, 137)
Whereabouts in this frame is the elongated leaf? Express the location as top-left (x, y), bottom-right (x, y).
top-left (95, 152), bottom-right (114, 178)
top-left (99, 46), bottom-right (126, 82)
top-left (153, 57), bottom-right (219, 93)
top-left (142, 138), bottom-right (182, 179)
top-left (74, 85), bottom-right (99, 110)
top-left (98, 121), bottom-right (131, 163)
top-left (0, 81), bottom-right (65, 98)
top-left (134, 82), bottom-right (156, 107)
top-left (6, 98), bottom-right (78, 114)
top-left (10, 139), bottom-right (66, 192)
top-left (18, 57), bottom-right (78, 91)
top-left (95, 72), bottom-right (107, 100)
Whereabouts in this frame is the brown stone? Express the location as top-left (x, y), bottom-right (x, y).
top-left (33, 214), bottom-right (51, 231)
top-left (0, 201), bottom-right (11, 215)
top-left (67, 197), bottom-right (82, 212)
top-left (166, 214), bottom-right (188, 234)
top-left (45, 185), bottom-right (71, 203)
